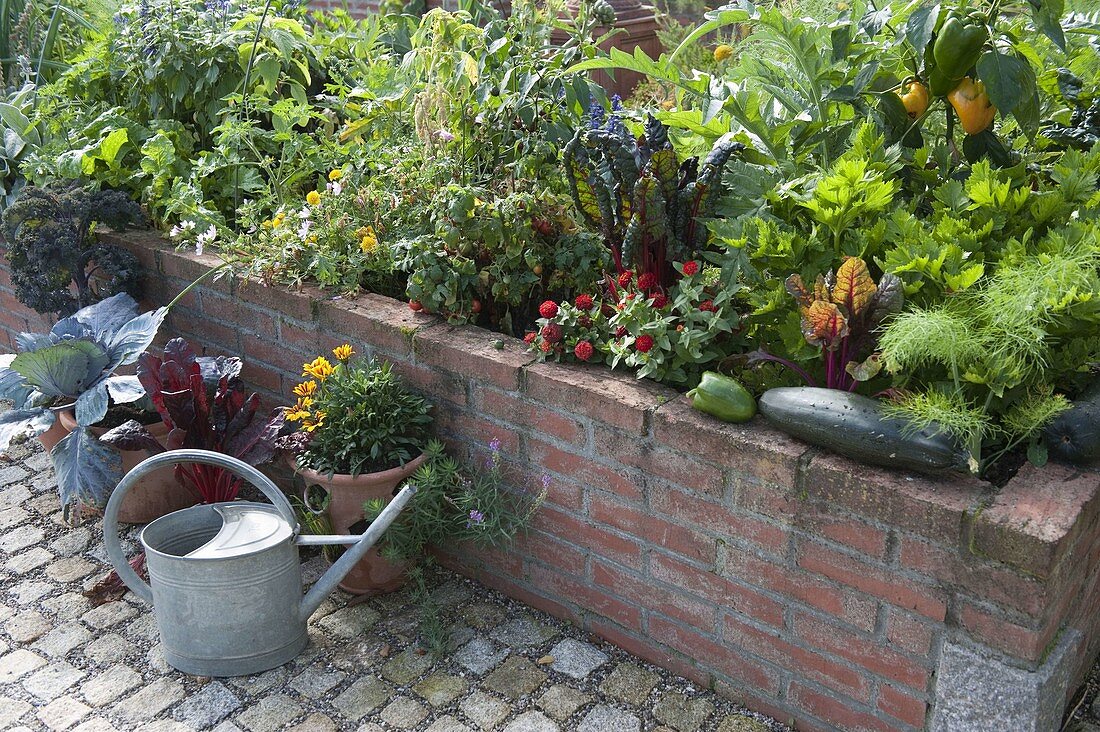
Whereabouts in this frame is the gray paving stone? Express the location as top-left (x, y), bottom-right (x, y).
top-left (577, 704), bottom-right (641, 732)
top-left (137, 723), bottom-right (195, 732)
top-left (537, 684), bottom-right (592, 721)
top-left (0, 648), bottom-right (46, 682)
top-left (482, 656), bottom-right (547, 700)
top-left (716, 715), bottom-right (772, 732)
top-left (425, 716), bottom-right (474, 732)
top-left (172, 681), bottom-right (241, 727)
top-left (547, 638), bottom-right (608, 680)
top-left (48, 529), bottom-right (92, 557)
top-left (41, 593), bottom-right (92, 621)
top-left (0, 695), bottom-right (32, 727)
top-left (72, 720), bottom-right (119, 732)
top-left (9, 579), bottom-right (53, 604)
top-left (460, 602), bottom-right (508, 630)
top-left (81, 601), bottom-right (138, 630)
top-left (600, 663), bottom-right (660, 706)
top-left (23, 661), bottom-right (86, 701)
top-left (0, 484), bottom-right (31, 508)
top-left (5, 610), bottom-right (50, 643)
top-left (288, 664), bottom-right (346, 698)
top-left (7, 546), bottom-right (53, 573)
top-left (504, 711), bottom-right (560, 732)
top-left (81, 664), bottom-right (142, 707)
top-left (123, 613), bottom-right (159, 643)
top-left (46, 557), bottom-right (97, 583)
top-left (111, 677), bottom-right (184, 724)
top-left (460, 691), bottom-right (510, 730)
top-left (235, 694), bottom-right (302, 732)
top-left (455, 637), bottom-right (508, 675)
top-left (0, 465), bottom-right (28, 486)
top-left (381, 697), bottom-right (429, 729)
top-left (225, 667), bottom-right (287, 696)
top-left (317, 604), bottom-right (381, 639)
top-left (82, 633), bottom-right (137, 664)
top-left (332, 677), bottom-right (393, 721)
top-left (288, 713), bottom-right (337, 732)
top-left (414, 672), bottom-right (468, 706)
top-left (653, 691), bottom-right (714, 732)
top-left (38, 695), bottom-right (91, 731)
top-left (381, 647), bottom-right (433, 685)
top-left (0, 505), bottom-right (29, 529)
top-left (0, 524), bottom-right (43, 553)
top-left (489, 617), bottom-right (557, 648)
top-left (34, 622), bottom-right (93, 657)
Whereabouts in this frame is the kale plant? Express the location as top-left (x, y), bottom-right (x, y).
top-left (1, 184), bottom-right (145, 316)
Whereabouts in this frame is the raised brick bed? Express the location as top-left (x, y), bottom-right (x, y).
top-left (3, 231), bottom-right (1099, 732)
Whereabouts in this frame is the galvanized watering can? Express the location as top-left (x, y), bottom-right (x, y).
top-left (103, 449), bottom-right (416, 677)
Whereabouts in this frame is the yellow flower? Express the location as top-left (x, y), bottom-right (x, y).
top-left (273, 213), bottom-right (285, 227)
top-left (261, 219), bottom-right (273, 229)
top-left (328, 169), bottom-right (343, 181)
top-left (303, 411), bottom-right (326, 432)
top-left (293, 380), bottom-right (318, 398)
top-left (306, 190), bottom-right (322, 206)
top-left (332, 344), bottom-right (354, 361)
top-left (306, 235), bottom-right (317, 245)
top-left (285, 408), bottom-right (310, 422)
top-left (359, 226), bottom-right (378, 254)
top-left (302, 356), bottom-right (334, 381)
top-left (713, 44), bottom-right (734, 62)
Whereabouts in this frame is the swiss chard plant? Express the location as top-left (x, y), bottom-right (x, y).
top-left (751, 257), bottom-right (903, 392)
top-left (564, 113), bottom-right (743, 288)
top-left (101, 338), bottom-right (285, 503)
top-left (0, 293), bottom-right (167, 511)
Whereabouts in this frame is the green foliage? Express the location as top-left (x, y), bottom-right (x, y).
top-left (288, 354), bottom-right (433, 477)
top-left (362, 438), bottom-right (547, 562)
top-left (2, 183), bottom-right (144, 315)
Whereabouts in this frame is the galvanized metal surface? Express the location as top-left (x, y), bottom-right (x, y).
top-left (102, 449), bottom-right (416, 677)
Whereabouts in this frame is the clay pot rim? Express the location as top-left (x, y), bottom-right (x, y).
top-left (291, 452), bottom-right (427, 488)
top-left (58, 408), bottom-right (170, 440)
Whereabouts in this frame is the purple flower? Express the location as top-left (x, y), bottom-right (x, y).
top-left (489, 437), bottom-right (502, 452)
top-left (540, 473), bottom-right (551, 491)
top-left (588, 100), bottom-right (605, 129)
top-left (467, 509), bottom-right (485, 528)
top-left (436, 129), bottom-right (455, 142)
top-left (610, 95), bottom-right (623, 112)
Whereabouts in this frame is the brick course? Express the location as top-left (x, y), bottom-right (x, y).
top-left (4, 232), bottom-right (1099, 732)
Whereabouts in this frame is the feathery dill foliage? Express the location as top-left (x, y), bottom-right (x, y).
top-left (880, 225), bottom-right (1098, 470)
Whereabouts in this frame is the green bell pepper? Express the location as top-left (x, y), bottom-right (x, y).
top-left (932, 11), bottom-right (988, 83)
top-left (687, 372), bottom-right (757, 423)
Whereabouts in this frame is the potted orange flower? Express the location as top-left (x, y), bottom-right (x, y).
top-left (279, 345), bottom-right (433, 594)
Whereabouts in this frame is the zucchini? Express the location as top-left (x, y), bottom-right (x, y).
top-left (758, 387), bottom-right (969, 474)
top-left (1043, 381), bottom-right (1100, 465)
top-left (687, 372), bottom-right (756, 423)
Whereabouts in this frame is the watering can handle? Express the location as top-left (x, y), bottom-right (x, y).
top-left (103, 449), bottom-right (299, 606)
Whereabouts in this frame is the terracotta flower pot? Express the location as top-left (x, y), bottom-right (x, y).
top-left (294, 453), bottom-right (427, 595)
top-left (37, 410), bottom-right (72, 454)
top-left (59, 410), bottom-right (195, 524)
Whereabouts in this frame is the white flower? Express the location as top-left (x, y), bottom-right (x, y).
top-left (327, 180), bottom-right (343, 196)
top-left (169, 226), bottom-right (181, 239)
top-left (298, 206), bottom-right (311, 220)
top-left (195, 225), bottom-right (217, 256)
top-left (297, 220), bottom-right (311, 238)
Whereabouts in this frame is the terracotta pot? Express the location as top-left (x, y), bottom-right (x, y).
top-left (37, 411), bottom-right (72, 454)
top-left (294, 453), bottom-right (427, 595)
top-left (59, 410), bottom-right (195, 524)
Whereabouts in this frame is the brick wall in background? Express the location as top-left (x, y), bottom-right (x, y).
top-left (4, 232), bottom-right (1100, 732)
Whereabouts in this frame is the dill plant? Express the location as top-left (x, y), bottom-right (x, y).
top-left (879, 235), bottom-right (1100, 473)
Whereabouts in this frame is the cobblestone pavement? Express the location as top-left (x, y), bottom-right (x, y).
top-left (0, 439), bottom-right (789, 732)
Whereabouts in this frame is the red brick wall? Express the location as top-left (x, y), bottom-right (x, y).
top-left (5, 233), bottom-right (1100, 732)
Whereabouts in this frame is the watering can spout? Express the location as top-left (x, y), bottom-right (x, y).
top-left (298, 483), bottom-right (417, 622)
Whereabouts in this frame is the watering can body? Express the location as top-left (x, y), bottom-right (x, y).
top-left (104, 449), bottom-right (416, 677)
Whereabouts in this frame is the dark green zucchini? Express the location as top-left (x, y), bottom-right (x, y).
top-left (758, 387), bottom-right (969, 474)
top-left (1043, 381), bottom-right (1100, 465)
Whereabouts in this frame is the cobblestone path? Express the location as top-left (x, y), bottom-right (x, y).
top-left (0, 439), bottom-right (787, 732)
